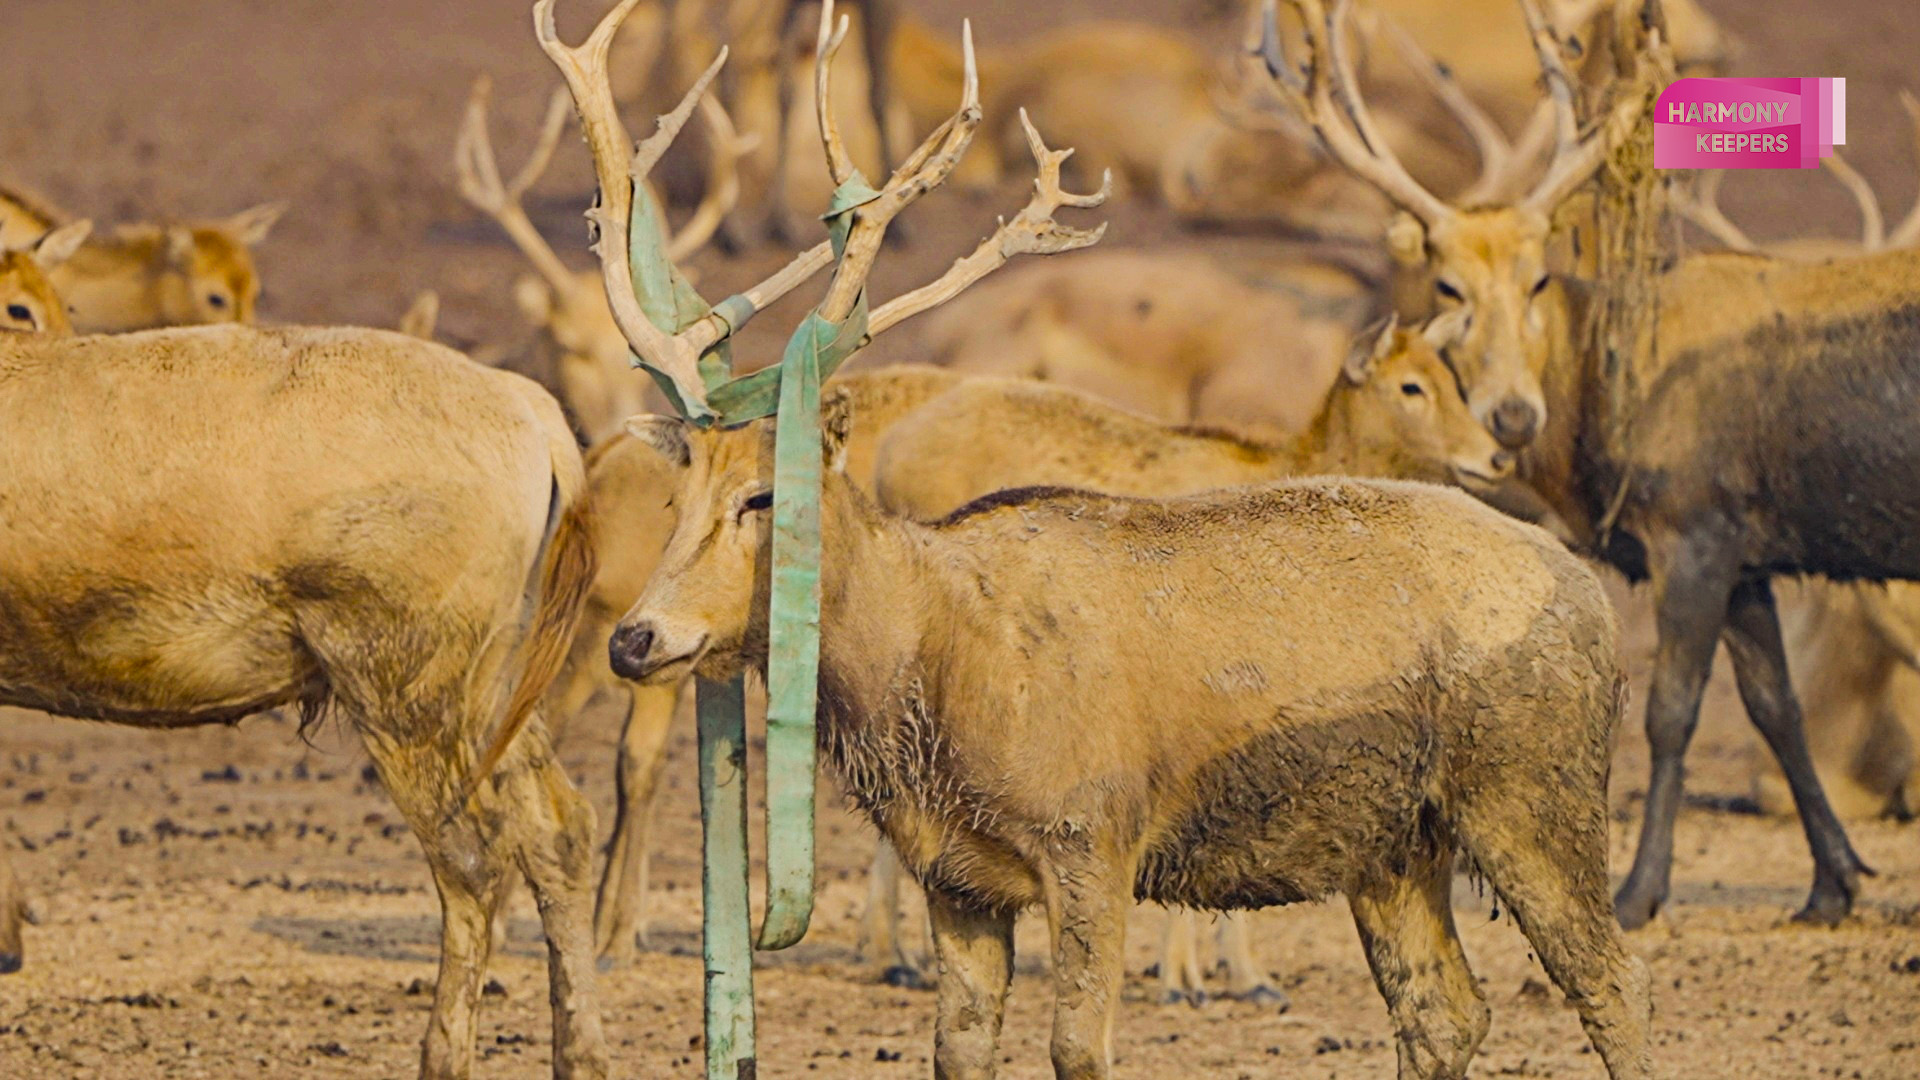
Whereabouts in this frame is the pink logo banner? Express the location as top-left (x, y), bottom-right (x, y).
top-left (1654, 77), bottom-right (1846, 169)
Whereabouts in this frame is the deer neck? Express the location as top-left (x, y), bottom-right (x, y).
top-left (1287, 380), bottom-right (1419, 481)
top-left (1519, 277), bottom-right (1630, 553)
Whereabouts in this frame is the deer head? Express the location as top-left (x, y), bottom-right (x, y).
top-left (0, 221), bottom-right (90, 335)
top-left (1253, 0), bottom-right (1664, 449)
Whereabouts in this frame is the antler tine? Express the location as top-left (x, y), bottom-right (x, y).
top-left (1886, 90), bottom-right (1920, 249)
top-left (1819, 154), bottom-right (1886, 252)
top-left (1378, 15), bottom-right (1531, 205)
top-left (454, 74), bottom-right (580, 300)
top-left (868, 109), bottom-right (1109, 338)
top-left (1258, 0), bottom-right (1453, 226)
top-left (665, 93), bottom-right (758, 261)
top-left (1517, 0), bottom-right (1581, 169)
top-left (815, 0), bottom-right (857, 186)
top-left (814, 18), bottom-right (983, 324)
top-left (535, 0), bottom-right (705, 404)
top-left (634, 47), bottom-right (729, 180)
top-left (1669, 169), bottom-right (1757, 252)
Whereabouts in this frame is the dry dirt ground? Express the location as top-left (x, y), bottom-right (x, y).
top-left (3, 1), bottom-right (1920, 1077)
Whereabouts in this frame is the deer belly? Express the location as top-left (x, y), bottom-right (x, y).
top-left (1134, 708), bottom-right (1439, 910)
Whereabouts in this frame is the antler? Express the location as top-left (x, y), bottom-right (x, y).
top-left (1377, 15), bottom-right (1556, 205)
top-left (535, 0), bottom-right (833, 409)
top-left (869, 110), bottom-right (1111, 336)
top-left (455, 76), bottom-right (578, 300)
top-left (1887, 90), bottom-right (1920, 250)
top-left (1251, 0), bottom-right (1454, 227)
top-left (810, 0), bottom-right (984, 325)
top-left (664, 94), bottom-right (759, 261)
top-left (1669, 169), bottom-right (1757, 252)
top-left (1517, 0), bottom-right (1663, 213)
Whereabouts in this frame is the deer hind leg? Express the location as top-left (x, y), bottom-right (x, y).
top-left (593, 680), bottom-right (680, 967)
top-left (1722, 578), bottom-right (1871, 925)
top-left (860, 840), bottom-right (935, 987)
top-left (1042, 849), bottom-right (1131, 1079)
top-left (1347, 846), bottom-right (1489, 1080)
top-left (1155, 909), bottom-right (1205, 1005)
top-left (0, 839), bottom-right (35, 975)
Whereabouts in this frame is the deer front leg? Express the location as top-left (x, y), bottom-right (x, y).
top-left (594, 681), bottom-right (680, 967)
top-left (1042, 854), bottom-right (1131, 1079)
top-left (929, 888), bottom-right (1014, 1080)
top-left (1721, 578), bottom-right (1872, 924)
top-left (1614, 533), bottom-right (1739, 930)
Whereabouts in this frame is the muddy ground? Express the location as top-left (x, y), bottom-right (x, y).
top-left (3, 0), bottom-right (1919, 1077)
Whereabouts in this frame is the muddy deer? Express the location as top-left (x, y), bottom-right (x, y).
top-left (0, 324), bottom-right (606, 1077)
top-left (612, 392), bottom-right (1647, 1080)
top-left (1265, 0), bottom-right (1905, 927)
top-left (453, 70), bottom-right (749, 443)
top-left (0, 222), bottom-right (91, 336)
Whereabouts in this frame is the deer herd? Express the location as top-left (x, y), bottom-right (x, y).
top-left (1, 0), bottom-right (1916, 1076)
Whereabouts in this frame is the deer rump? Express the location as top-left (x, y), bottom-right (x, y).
top-left (0, 325), bottom-right (564, 727)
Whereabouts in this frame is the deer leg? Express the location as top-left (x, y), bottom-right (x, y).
top-left (506, 719), bottom-right (610, 1079)
top-left (1348, 846), bottom-right (1489, 1080)
top-left (594, 681), bottom-right (680, 967)
top-left (928, 888), bottom-right (1014, 1080)
top-left (0, 839), bottom-right (35, 975)
top-left (1721, 578), bottom-right (1872, 924)
top-left (1155, 909), bottom-right (1205, 1005)
top-left (860, 840), bottom-right (929, 986)
top-left (1614, 538), bottom-right (1739, 929)
top-left (767, 5), bottom-right (803, 244)
top-left (1042, 853), bottom-right (1130, 1079)
top-left (1216, 912), bottom-right (1286, 1006)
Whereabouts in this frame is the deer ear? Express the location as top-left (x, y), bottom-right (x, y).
top-left (31, 220), bottom-right (91, 270)
top-left (1421, 307), bottom-right (1470, 348)
top-left (1345, 315), bottom-right (1398, 384)
top-left (166, 227), bottom-right (197, 266)
top-left (1385, 211), bottom-right (1427, 267)
top-left (227, 201), bottom-right (288, 246)
top-left (624, 414), bottom-right (691, 468)
top-left (821, 385), bottom-right (855, 474)
top-left (513, 274), bottom-right (555, 324)
top-left (397, 290), bottom-right (439, 341)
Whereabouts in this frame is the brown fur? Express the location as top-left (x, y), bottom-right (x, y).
top-left (0, 183), bottom-right (66, 250)
top-left (611, 411), bottom-right (1649, 1079)
top-left (0, 325), bottom-right (607, 1078)
top-left (46, 203), bottom-right (285, 333)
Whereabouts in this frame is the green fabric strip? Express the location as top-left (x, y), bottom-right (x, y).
top-left (696, 676), bottom-right (756, 1077)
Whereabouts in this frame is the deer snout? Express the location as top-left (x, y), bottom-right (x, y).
top-left (1488, 397), bottom-right (1540, 449)
top-left (608, 622), bottom-right (656, 681)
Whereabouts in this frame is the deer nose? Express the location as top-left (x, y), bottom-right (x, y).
top-left (1489, 398), bottom-right (1539, 449)
top-left (608, 622), bottom-right (656, 681)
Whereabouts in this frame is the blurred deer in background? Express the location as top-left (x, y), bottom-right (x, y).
top-left (0, 221), bottom-right (91, 336)
top-left (454, 72), bottom-right (751, 443)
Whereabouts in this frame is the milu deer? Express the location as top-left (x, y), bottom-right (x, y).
top-left (1670, 127), bottom-right (1920, 824)
top-left (1265, 0), bottom-right (1902, 927)
top-left (453, 71), bottom-right (750, 443)
top-left (0, 222), bottom-right (92, 336)
top-left (32, 198), bottom-right (287, 333)
top-left (0, 324), bottom-right (606, 1078)
top-left (616, 398), bottom-right (1649, 1079)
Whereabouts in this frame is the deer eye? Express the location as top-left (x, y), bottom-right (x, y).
top-left (741, 490), bottom-right (774, 515)
top-left (207, 293), bottom-right (228, 309)
top-left (1400, 381), bottom-right (1426, 398)
top-left (1435, 279), bottom-right (1464, 302)
top-left (1530, 275), bottom-right (1551, 297)
top-left (6, 304), bottom-right (30, 322)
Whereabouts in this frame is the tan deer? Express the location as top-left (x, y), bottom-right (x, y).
top-left (453, 70), bottom-right (750, 443)
top-left (0, 323), bottom-right (606, 1078)
top-left (1267, 0), bottom-right (1910, 929)
top-left (0, 183), bottom-right (67, 250)
top-left (0, 222), bottom-right (92, 336)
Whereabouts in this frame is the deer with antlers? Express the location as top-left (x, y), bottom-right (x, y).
top-left (1263, 0), bottom-right (1920, 928)
top-left (453, 68), bottom-right (750, 443)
